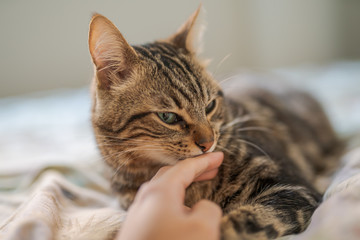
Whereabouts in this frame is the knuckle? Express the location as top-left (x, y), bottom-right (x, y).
top-left (200, 199), bottom-right (222, 212)
top-left (211, 203), bottom-right (223, 216)
top-left (137, 182), bottom-right (156, 198)
top-left (137, 181), bottom-right (165, 199)
top-left (138, 181), bottom-right (151, 193)
top-left (158, 166), bottom-right (171, 173)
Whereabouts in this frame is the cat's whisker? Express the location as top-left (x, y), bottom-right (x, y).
top-left (218, 135), bottom-right (272, 161)
top-left (113, 145), bottom-right (166, 154)
top-left (96, 136), bottom-right (154, 142)
top-left (101, 151), bottom-right (127, 162)
top-left (95, 142), bottom-right (153, 147)
top-left (220, 115), bottom-right (255, 131)
top-left (103, 151), bottom-right (139, 177)
top-left (220, 116), bottom-right (265, 134)
top-left (113, 157), bottom-right (131, 177)
top-left (95, 135), bottom-right (165, 143)
top-left (234, 126), bottom-right (274, 134)
top-left (216, 145), bottom-right (236, 156)
top-left (213, 53), bottom-right (232, 77)
top-left (218, 75), bottom-right (238, 86)
top-left (96, 138), bottom-right (168, 146)
top-left (99, 142), bottom-right (168, 149)
top-left (236, 139), bottom-right (272, 161)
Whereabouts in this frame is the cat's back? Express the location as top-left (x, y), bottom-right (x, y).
top-left (220, 75), bottom-right (343, 186)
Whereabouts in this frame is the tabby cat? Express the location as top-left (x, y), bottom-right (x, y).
top-left (88, 8), bottom-right (343, 240)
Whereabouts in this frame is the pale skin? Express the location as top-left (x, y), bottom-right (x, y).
top-left (116, 152), bottom-right (224, 240)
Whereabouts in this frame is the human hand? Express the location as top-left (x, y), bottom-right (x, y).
top-left (116, 152), bottom-right (224, 240)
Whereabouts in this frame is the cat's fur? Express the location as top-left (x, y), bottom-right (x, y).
top-left (88, 8), bottom-right (343, 240)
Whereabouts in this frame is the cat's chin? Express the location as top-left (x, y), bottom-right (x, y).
top-left (144, 151), bottom-right (179, 165)
top-left (144, 150), bottom-right (206, 166)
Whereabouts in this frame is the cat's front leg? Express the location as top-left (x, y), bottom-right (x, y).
top-left (221, 205), bottom-right (283, 240)
top-left (220, 186), bottom-right (320, 240)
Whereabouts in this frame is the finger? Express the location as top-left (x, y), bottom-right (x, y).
top-left (193, 168), bottom-right (219, 182)
top-left (191, 199), bottom-right (222, 223)
top-left (151, 152), bottom-right (222, 182)
top-left (151, 166), bottom-right (172, 182)
top-left (165, 152), bottom-right (223, 190)
top-left (183, 205), bottom-right (191, 213)
top-left (147, 152), bottom-right (223, 206)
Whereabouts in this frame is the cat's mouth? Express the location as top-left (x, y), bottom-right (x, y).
top-left (137, 139), bottom-right (218, 165)
top-left (206, 140), bottom-right (217, 153)
top-left (177, 139), bottom-right (218, 161)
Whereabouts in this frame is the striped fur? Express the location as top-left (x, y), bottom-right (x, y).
top-left (88, 11), bottom-right (343, 240)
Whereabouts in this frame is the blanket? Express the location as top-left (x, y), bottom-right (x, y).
top-left (290, 147), bottom-right (360, 240)
top-left (0, 163), bottom-right (126, 240)
top-left (1, 149), bottom-right (360, 240)
top-left (1, 61), bottom-right (360, 239)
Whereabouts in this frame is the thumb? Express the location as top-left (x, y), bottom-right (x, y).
top-left (191, 199), bottom-right (222, 223)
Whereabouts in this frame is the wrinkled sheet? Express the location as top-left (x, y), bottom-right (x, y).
top-left (1, 62), bottom-right (360, 239)
top-left (0, 164), bottom-right (125, 240)
top-left (289, 147), bottom-right (360, 240)
top-left (1, 148), bottom-right (360, 240)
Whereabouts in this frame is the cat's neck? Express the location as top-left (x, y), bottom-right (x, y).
top-left (111, 158), bottom-right (164, 189)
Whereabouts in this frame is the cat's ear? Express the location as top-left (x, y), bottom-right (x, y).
top-left (166, 5), bottom-right (203, 53)
top-left (89, 14), bottom-right (138, 90)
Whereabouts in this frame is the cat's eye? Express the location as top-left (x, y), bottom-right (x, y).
top-left (157, 112), bottom-right (179, 124)
top-left (205, 100), bottom-right (216, 114)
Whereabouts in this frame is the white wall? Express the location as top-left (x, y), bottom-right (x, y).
top-left (0, 0), bottom-right (359, 97)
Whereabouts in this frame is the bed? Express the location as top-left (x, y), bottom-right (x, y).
top-left (1, 61), bottom-right (360, 240)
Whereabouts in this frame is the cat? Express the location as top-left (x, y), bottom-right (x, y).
top-left (88, 7), bottom-right (343, 240)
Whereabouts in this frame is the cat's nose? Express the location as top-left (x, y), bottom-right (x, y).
top-left (195, 139), bottom-right (214, 153)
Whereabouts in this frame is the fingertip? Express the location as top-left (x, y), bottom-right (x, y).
top-left (204, 151), bottom-right (224, 168)
top-left (154, 151), bottom-right (225, 192)
top-left (194, 168), bottom-right (219, 182)
top-left (212, 151), bottom-right (224, 161)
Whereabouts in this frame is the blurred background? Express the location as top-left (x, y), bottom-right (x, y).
top-left (0, 0), bottom-right (359, 97)
top-left (0, 0), bottom-right (359, 169)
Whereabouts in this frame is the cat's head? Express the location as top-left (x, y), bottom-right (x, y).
top-left (88, 8), bottom-right (225, 168)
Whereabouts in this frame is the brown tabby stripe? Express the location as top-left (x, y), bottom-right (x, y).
top-left (113, 112), bottom-right (151, 134)
top-left (247, 178), bottom-right (278, 200)
top-left (130, 126), bottom-right (165, 137)
top-left (162, 71), bottom-right (193, 102)
top-left (227, 153), bottom-right (254, 183)
top-left (133, 45), bottom-right (194, 102)
top-left (178, 57), bottom-right (206, 99)
top-left (155, 42), bottom-right (201, 80)
top-left (155, 43), bottom-right (179, 55)
top-left (134, 43), bottom-right (205, 100)
top-left (227, 211), bottom-right (279, 238)
top-left (220, 186), bottom-right (244, 210)
top-left (160, 53), bottom-right (204, 99)
top-left (129, 132), bottom-right (162, 140)
top-left (222, 123), bottom-right (241, 155)
top-left (132, 46), bottom-right (160, 66)
top-left (253, 96), bottom-right (321, 147)
top-left (169, 92), bottom-right (183, 109)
